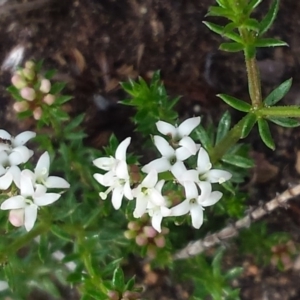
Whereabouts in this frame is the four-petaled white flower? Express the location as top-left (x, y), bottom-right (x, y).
top-left (132, 170), bottom-right (165, 218)
top-left (170, 181), bottom-right (222, 229)
top-left (0, 171), bottom-right (61, 231)
top-left (156, 116), bottom-right (201, 156)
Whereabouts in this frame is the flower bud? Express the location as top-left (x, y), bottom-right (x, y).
top-left (22, 68), bottom-right (35, 81)
top-left (11, 74), bottom-right (27, 89)
top-left (9, 209), bottom-right (24, 227)
top-left (43, 94), bottom-right (55, 106)
top-left (107, 290), bottom-right (119, 300)
top-left (20, 87), bottom-right (36, 101)
top-left (146, 244), bottom-right (157, 259)
top-left (13, 101), bottom-right (29, 112)
top-left (39, 79), bottom-right (51, 93)
top-left (127, 221), bottom-right (140, 231)
top-left (33, 107), bottom-right (43, 120)
top-left (154, 235), bottom-right (165, 248)
top-left (25, 60), bottom-right (35, 70)
top-left (143, 226), bottom-right (157, 238)
top-left (135, 234), bottom-right (147, 246)
top-left (122, 291), bottom-right (141, 299)
top-left (124, 230), bottom-right (136, 240)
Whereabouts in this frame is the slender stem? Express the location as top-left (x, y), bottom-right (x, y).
top-left (210, 115), bottom-right (249, 164)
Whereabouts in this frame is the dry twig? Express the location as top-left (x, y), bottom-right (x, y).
top-left (173, 184), bottom-right (300, 260)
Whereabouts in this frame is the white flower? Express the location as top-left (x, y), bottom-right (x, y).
top-left (142, 136), bottom-right (193, 174)
top-left (0, 171), bottom-right (61, 231)
top-left (147, 200), bottom-right (171, 232)
top-left (156, 117), bottom-right (201, 155)
top-left (170, 181), bottom-right (222, 229)
top-left (0, 129), bottom-right (36, 166)
top-left (0, 165), bottom-right (21, 190)
top-left (93, 137), bottom-right (131, 173)
top-left (27, 151), bottom-right (70, 188)
top-left (94, 160), bottom-right (133, 210)
top-left (0, 280), bottom-right (8, 292)
top-left (132, 170), bottom-right (165, 218)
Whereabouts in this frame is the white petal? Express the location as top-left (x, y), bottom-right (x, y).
top-left (197, 148), bottom-right (212, 174)
top-left (8, 165), bottom-right (21, 188)
top-left (0, 130), bottom-right (11, 140)
top-left (175, 146), bottom-right (192, 161)
top-left (45, 176), bottom-right (70, 189)
top-left (184, 181), bottom-right (199, 199)
top-left (151, 212), bottom-right (163, 232)
top-left (93, 157), bottom-right (115, 171)
top-left (9, 146), bottom-right (32, 165)
top-left (142, 158), bottom-right (171, 173)
top-left (0, 281), bottom-right (8, 292)
top-left (13, 131), bottom-right (36, 147)
top-left (0, 172), bottom-right (13, 190)
top-left (93, 173), bottom-right (108, 186)
top-left (1, 196), bottom-right (25, 210)
top-left (115, 137), bottom-right (131, 160)
top-left (161, 206), bottom-right (171, 216)
top-left (133, 195), bottom-right (148, 218)
top-left (178, 117), bottom-right (201, 137)
top-left (170, 161), bottom-right (186, 181)
top-left (153, 136), bottom-right (174, 158)
top-left (20, 171), bottom-right (34, 196)
top-left (197, 181), bottom-right (212, 202)
top-left (155, 180), bottom-right (165, 193)
top-left (170, 199), bottom-right (190, 216)
top-left (111, 186), bottom-right (123, 209)
top-left (115, 160), bottom-right (129, 179)
top-left (34, 193), bottom-right (60, 206)
top-left (142, 169), bottom-right (157, 188)
top-left (201, 191), bottom-right (222, 207)
top-left (149, 189), bottom-right (165, 206)
top-left (35, 152), bottom-right (50, 180)
top-left (123, 181), bottom-right (133, 200)
top-left (24, 204), bottom-right (38, 231)
top-left (190, 204), bottom-right (204, 229)
top-left (205, 169), bottom-right (232, 183)
top-left (34, 184), bottom-right (47, 197)
top-left (180, 169), bottom-right (198, 183)
top-left (0, 151), bottom-right (9, 166)
top-left (178, 136), bottom-right (198, 155)
top-left (156, 121), bottom-right (176, 137)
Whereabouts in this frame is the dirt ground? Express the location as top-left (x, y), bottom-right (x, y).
top-left (1, 0), bottom-right (300, 299)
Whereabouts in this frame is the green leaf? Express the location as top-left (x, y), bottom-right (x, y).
top-left (245, 0), bottom-right (263, 14)
top-left (44, 69), bottom-right (56, 79)
top-left (217, 94), bottom-right (251, 112)
top-left (38, 233), bottom-right (49, 263)
top-left (267, 116), bottom-right (300, 128)
top-left (222, 154), bottom-right (254, 168)
top-left (216, 111), bottom-right (231, 144)
top-left (193, 125), bottom-right (212, 150)
top-left (219, 42), bottom-right (244, 52)
top-left (258, 118), bottom-right (275, 150)
top-left (241, 113), bottom-right (257, 138)
top-left (259, 0), bottom-right (279, 36)
top-left (254, 38), bottom-right (288, 48)
top-left (50, 82), bottom-right (66, 94)
top-left (263, 78), bottom-right (293, 106)
top-left (55, 95), bottom-right (73, 105)
top-left (51, 225), bottom-right (73, 242)
top-left (64, 113), bottom-right (85, 132)
top-left (242, 18), bottom-right (260, 31)
top-left (125, 276), bottom-right (136, 291)
top-left (202, 22), bottom-right (243, 43)
top-left (206, 6), bottom-right (235, 19)
top-left (215, 0), bottom-right (229, 8)
top-left (112, 267), bottom-right (125, 291)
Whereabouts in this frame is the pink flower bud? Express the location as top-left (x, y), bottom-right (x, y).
top-left (33, 107), bottom-right (43, 120)
top-left (39, 79), bottom-right (51, 93)
top-left (9, 209), bottom-right (24, 227)
top-left (107, 290), bottom-right (119, 300)
top-left (135, 234), bottom-right (147, 246)
top-left (25, 60), bottom-right (35, 69)
top-left (154, 235), bottom-right (166, 248)
top-left (20, 87), bottom-right (36, 101)
top-left (143, 226), bottom-right (157, 238)
top-left (43, 94), bottom-right (55, 106)
top-left (11, 74), bottom-right (27, 89)
top-left (13, 101), bottom-right (29, 112)
top-left (22, 68), bottom-right (35, 81)
top-left (127, 221), bottom-right (140, 231)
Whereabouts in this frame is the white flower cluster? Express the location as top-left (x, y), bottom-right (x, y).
top-left (0, 130), bottom-right (70, 231)
top-left (93, 117), bottom-right (232, 232)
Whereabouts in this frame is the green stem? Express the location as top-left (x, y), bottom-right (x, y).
top-left (210, 115), bottom-right (249, 164)
top-left (259, 106), bottom-right (300, 117)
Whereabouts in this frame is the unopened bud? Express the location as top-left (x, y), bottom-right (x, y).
top-left (43, 94), bottom-right (55, 105)
top-left (13, 101), bottom-right (29, 112)
top-left (146, 244), bottom-right (157, 259)
top-left (11, 74), bottom-right (27, 89)
top-left (122, 291), bottom-right (141, 299)
top-left (22, 68), bottom-right (35, 81)
top-left (124, 230), bottom-right (136, 240)
top-left (135, 234), bottom-right (147, 246)
top-left (25, 60), bottom-right (35, 70)
top-left (9, 209), bottom-right (24, 227)
top-left (161, 227), bottom-right (169, 235)
top-left (39, 79), bottom-right (51, 93)
top-left (143, 226), bottom-right (157, 238)
top-left (154, 235), bottom-right (166, 248)
top-left (107, 290), bottom-right (119, 300)
top-left (128, 221), bottom-right (140, 231)
top-left (20, 87), bottom-right (36, 101)
top-left (33, 106), bottom-right (42, 120)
